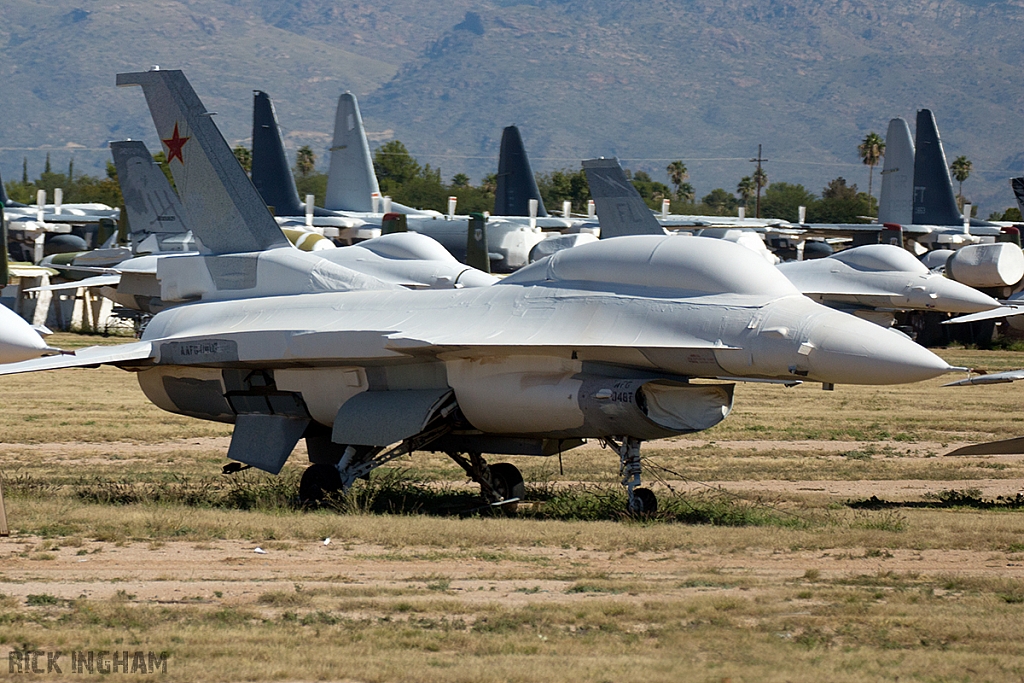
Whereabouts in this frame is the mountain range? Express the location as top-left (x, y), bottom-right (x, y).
top-left (3, 0), bottom-right (1024, 215)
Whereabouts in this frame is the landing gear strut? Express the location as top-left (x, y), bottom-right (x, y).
top-left (608, 436), bottom-right (657, 515)
top-left (447, 452), bottom-right (524, 513)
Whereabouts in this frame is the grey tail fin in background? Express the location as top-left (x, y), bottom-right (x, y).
top-left (1011, 178), bottom-right (1024, 218)
top-left (116, 70), bottom-right (290, 254)
top-left (466, 213), bottom-right (491, 273)
top-left (912, 109), bottom-right (962, 226)
top-left (324, 92), bottom-right (380, 213)
top-left (0, 166), bottom-right (25, 208)
top-left (582, 158), bottom-right (666, 239)
top-left (494, 126), bottom-right (547, 217)
top-left (877, 117), bottom-right (914, 225)
top-left (251, 91), bottom-right (305, 218)
top-left (110, 141), bottom-right (191, 253)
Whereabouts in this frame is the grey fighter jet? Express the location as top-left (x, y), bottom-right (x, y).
top-left (584, 158), bottom-right (1000, 326)
top-left (0, 69), bottom-right (965, 516)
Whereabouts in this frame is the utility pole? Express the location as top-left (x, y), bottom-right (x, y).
top-left (750, 144), bottom-right (768, 219)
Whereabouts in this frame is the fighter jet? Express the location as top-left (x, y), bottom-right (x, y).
top-left (584, 157), bottom-right (1000, 326)
top-left (252, 93), bottom-right (594, 271)
top-left (0, 69), bottom-right (966, 517)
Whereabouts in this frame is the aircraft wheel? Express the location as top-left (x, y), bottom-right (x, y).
top-left (488, 462), bottom-right (525, 514)
top-left (628, 487), bottom-right (658, 515)
top-left (299, 463), bottom-right (342, 507)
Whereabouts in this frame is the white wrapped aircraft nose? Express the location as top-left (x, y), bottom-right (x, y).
top-left (804, 311), bottom-right (952, 385)
top-left (0, 305), bottom-right (50, 364)
top-left (908, 276), bottom-right (1000, 313)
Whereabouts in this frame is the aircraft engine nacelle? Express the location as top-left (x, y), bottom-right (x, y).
top-left (946, 243), bottom-right (1024, 288)
top-left (451, 369), bottom-right (734, 440)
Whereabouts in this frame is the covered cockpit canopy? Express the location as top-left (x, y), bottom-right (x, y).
top-left (829, 244), bottom-right (929, 274)
top-left (501, 234), bottom-right (799, 297)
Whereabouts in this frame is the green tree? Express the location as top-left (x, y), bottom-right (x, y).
top-left (950, 155), bottom-right (972, 209)
top-left (666, 160), bottom-right (689, 200)
top-left (295, 145), bottom-right (316, 178)
top-left (233, 145), bottom-right (252, 174)
top-left (736, 176), bottom-right (755, 207)
top-left (451, 173), bottom-right (470, 188)
top-left (810, 177), bottom-right (874, 223)
top-left (536, 169), bottom-right (591, 212)
top-left (701, 188), bottom-right (738, 215)
top-left (857, 132), bottom-right (885, 204)
top-left (21, 157), bottom-right (28, 184)
top-left (629, 170), bottom-right (671, 209)
top-left (990, 207), bottom-right (1022, 221)
top-left (759, 182), bottom-right (815, 222)
top-left (677, 182), bottom-right (696, 205)
top-left (373, 140), bottom-right (422, 192)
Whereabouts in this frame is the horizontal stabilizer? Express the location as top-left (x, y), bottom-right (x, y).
top-left (24, 274), bottom-right (123, 292)
top-left (0, 341), bottom-right (154, 376)
top-left (943, 368), bottom-right (1024, 385)
top-left (116, 69), bottom-right (290, 254)
top-left (582, 158), bottom-right (666, 238)
top-left (942, 306), bottom-right (1024, 325)
top-left (946, 436), bottom-right (1024, 456)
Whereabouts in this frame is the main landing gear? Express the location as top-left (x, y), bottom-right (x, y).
top-left (297, 432), bottom-right (526, 515)
top-left (445, 452), bottom-right (525, 513)
top-left (605, 436), bottom-right (657, 515)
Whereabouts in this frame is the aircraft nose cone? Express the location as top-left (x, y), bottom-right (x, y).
top-left (805, 311), bottom-right (951, 385)
top-left (0, 306), bottom-right (49, 364)
top-left (912, 276), bottom-right (1000, 313)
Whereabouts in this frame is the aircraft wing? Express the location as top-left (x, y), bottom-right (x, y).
top-left (24, 275), bottom-right (123, 293)
top-left (0, 341), bottom-right (154, 376)
top-left (943, 369), bottom-right (1024, 386)
top-left (943, 306), bottom-right (1024, 325)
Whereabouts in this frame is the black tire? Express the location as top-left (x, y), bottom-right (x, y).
top-left (628, 487), bottom-right (658, 515)
top-left (488, 462), bottom-right (525, 513)
top-left (299, 463), bottom-right (342, 506)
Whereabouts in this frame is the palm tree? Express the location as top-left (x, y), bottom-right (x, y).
top-left (857, 132), bottom-right (885, 204)
top-left (950, 155), bottom-right (972, 210)
top-left (677, 182), bottom-right (695, 204)
top-left (666, 160), bottom-right (688, 200)
top-left (295, 145), bottom-right (316, 178)
top-left (736, 176), bottom-right (755, 207)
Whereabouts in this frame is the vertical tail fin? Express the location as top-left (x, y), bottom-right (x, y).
top-left (115, 69), bottom-right (290, 254)
top-left (0, 165), bottom-right (8, 207)
top-left (324, 92), bottom-right (380, 213)
top-left (251, 91), bottom-right (305, 217)
top-left (494, 126), bottom-right (547, 217)
top-left (466, 213), bottom-right (491, 273)
top-left (912, 109), bottom-right (962, 226)
top-left (1010, 178), bottom-right (1024, 218)
top-left (877, 117), bottom-right (914, 225)
top-left (582, 158), bottom-right (666, 238)
top-left (110, 140), bottom-right (191, 253)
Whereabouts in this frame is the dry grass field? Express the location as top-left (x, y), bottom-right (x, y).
top-left (1, 334), bottom-right (1023, 682)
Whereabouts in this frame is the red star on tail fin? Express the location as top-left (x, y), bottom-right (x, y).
top-left (162, 122), bottom-right (190, 164)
